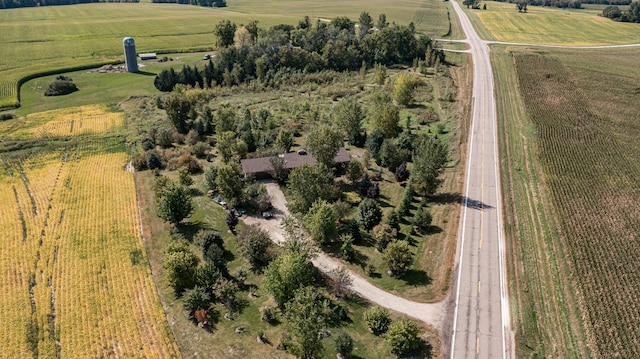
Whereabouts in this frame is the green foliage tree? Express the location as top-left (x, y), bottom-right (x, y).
top-left (413, 205), bottom-right (433, 232)
top-left (182, 286), bottom-right (211, 318)
top-left (383, 241), bottom-right (413, 277)
top-left (340, 234), bottom-right (355, 261)
top-left (363, 307), bottom-right (391, 335)
top-left (264, 251), bottom-right (315, 306)
top-left (333, 97), bottom-right (365, 146)
top-left (213, 277), bottom-right (238, 312)
top-left (305, 199), bottom-right (338, 244)
top-left (214, 19), bottom-right (237, 48)
top-left (164, 248), bottom-right (199, 295)
top-left (44, 75), bottom-right (78, 96)
top-left (157, 182), bottom-right (193, 226)
top-left (164, 93), bottom-right (192, 134)
top-left (377, 13), bottom-right (388, 29)
top-left (284, 287), bottom-right (332, 359)
top-left (204, 165), bottom-right (218, 191)
top-left (147, 152), bottom-right (162, 170)
top-left (411, 136), bottom-right (448, 196)
top-left (373, 223), bottom-right (398, 252)
top-left (358, 198), bottom-right (382, 230)
top-left (215, 163), bottom-right (245, 207)
top-left (386, 318), bottom-right (421, 356)
top-left (393, 73), bottom-right (415, 107)
top-left (346, 159), bottom-right (364, 186)
top-left (194, 261), bottom-right (222, 288)
top-left (335, 332), bottom-right (354, 358)
top-left (287, 163), bottom-right (334, 214)
top-left (370, 92), bottom-right (400, 138)
top-left (306, 124), bottom-right (343, 169)
top-left (326, 266), bottom-right (353, 299)
top-left (275, 128), bottom-right (295, 153)
top-left (359, 11), bottom-right (373, 36)
top-left (237, 225), bottom-right (273, 268)
top-left (178, 166), bottom-right (194, 187)
top-left (374, 63), bottom-right (387, 86)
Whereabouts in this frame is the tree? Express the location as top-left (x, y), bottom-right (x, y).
top-left (284, 287), bottom-right (331, 359)
top-left (264, 251), bottom-right (315, 306)
top-left (215, 163), bottom-right (245, 207)
top-left (383, 241), bottom-right (413, 277)
top-left (393, 73), bottom-right (415, 107)
top-left (394, 162), bottom-right (410, 182)
top-left (413, 205), bottom-right (432, 232)
top-left (358, 198), bottom-right (382, 230)
top-left (269, 156), bottom-right (289, 184)
top-left (516, 1), bottom-right (528, 12)
top-left (374, 63), bottom-right (387, 86)
top-left (359, 11), bottom-right (373, 36)
top-left (147, 152), bottom-right (162, 170)
top-left (275, 128), bottom-right (295, 153)
top-left (333, 97), bottom-right (365, 146)
top-left (225, 211), bottom-right (238, 233)
top-left (234, 26), bottom-right (252, 48)
top-left (44, 76), bottom-right (78, 96)
top-left (363, 307), bottom-right (391, 335)
top-left (214, 19), bottom-right (237, 47)
top-left (335, 332), bottom-right (354, 358)
top-left (365, 128), bottom-right (385, 159)
top-left (377, 13), bottom-right (388, 29)
top-left (370, 92), bottom-right (400, 138)
top-left (287, 163), bottom-right (333, 214)
top-left (237, 225), bottom-right (273, 268)
top-left (164, 93), bottom-right (192, 134)
top-left (306, 124), bottom-right (343, 169)
top-left (411, 136), bottom-right (448, 196)
top-left (164, 248), bottom-right (199, 295)
top-left (212, 277), bottom-right (238, 313)
top-left (373, 223), bottom-right (398, 252)
top-left (346, 159), bottom-right (364, 186)
top-left (326, 266), bottom-right (353, 299)
top-left (178, 166), bottom-right (194, 187)
top-left (157, 182), bottom-right (193, 226)
top-left (182, 286), bottom-right (211, 318)
top-left (340, 234), bottom-right (356, 261)
top-left (386, 318), bottom-right (421, 356)
top-left (304, 199), bottom-right (338, 244)
top-left (195, 261), bottom-right (222, 288)
top-left (204, 165), bottom-right (218, 191)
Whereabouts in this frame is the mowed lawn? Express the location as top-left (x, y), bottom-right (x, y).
top-left (0, 0), bottom-right (450, 109)
top-left (467, 1), bottom-right (640, 45)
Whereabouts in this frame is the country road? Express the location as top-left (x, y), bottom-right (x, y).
top-left (445, 1), bottom-right (514, 358)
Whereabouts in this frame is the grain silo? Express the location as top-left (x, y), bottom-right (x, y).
top-left (123, 37), bottom-right (138, 73)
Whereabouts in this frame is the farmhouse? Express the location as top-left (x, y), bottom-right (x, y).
top-left (241, 147), bottom-right (350, 179)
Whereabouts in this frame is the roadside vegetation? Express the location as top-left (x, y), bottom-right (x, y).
top-left (495, 45), bottom-right (640, 358)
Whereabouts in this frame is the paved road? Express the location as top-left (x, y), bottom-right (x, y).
top-left (445, 2), bottom-right (514, 359)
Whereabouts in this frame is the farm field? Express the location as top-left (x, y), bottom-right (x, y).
top-left (0, 106), bottom-right (179, 358)
top-left (463, 1), bottom-right (640, 45)
top-left (495, 46), bottom-right (640, 357)
top-left (0, 0), bottom-right (452, 110)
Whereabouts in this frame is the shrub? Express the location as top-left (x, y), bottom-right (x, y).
top-left (44, 76), bottom-right (78, 96)
top-left (191, 141), bottom-right (210, 158)
top-left (363, 307), bottom-right (391, 335)
top-left (383, 241), bottom-right (413, 277)
top-left (334, 332), bottom-right (354, 357)
top-left (194, 229), bottom-right (223, 252)
top-left (386, 318), bottom-right (420, 356)
top-left (147, 152), bottom-right (162, 170)
top-left (170, 153), bottom-right (202, 173)
top-left (373, 223), bottom-right (398, 252)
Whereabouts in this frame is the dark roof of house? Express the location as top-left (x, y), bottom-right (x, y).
top-left (241, 147), bottom-right (350, 176)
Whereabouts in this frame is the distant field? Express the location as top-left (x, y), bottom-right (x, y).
top-left (0, 106), bottom-right (179, 357)
top-left (496, 46), bottom-right (640, 357)
top-left (0, 0), bottom-right (451, 109)
top-left (466, 1), bottom-right (640, 45)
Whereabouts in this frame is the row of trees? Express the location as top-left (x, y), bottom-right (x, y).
top-left (602, 2), bottom-right (640, 22)
top-left (0, 0), bottom-right (137, 8)
top-left (154, 15), bottom-right (445, 92)
top-left (150, 0), bottom-right (224, 6)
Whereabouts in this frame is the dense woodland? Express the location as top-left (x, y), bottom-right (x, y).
top-left (155, 16), bottom-right (443, 92)
top-left (602, 2), bottom-right (640, 22)
top-left (0, 0), bottom-right (137, 9)
top-left (493, 0), bottom-right (632, 10)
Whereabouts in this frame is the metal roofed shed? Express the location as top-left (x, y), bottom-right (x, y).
top-left (241, 147), bottom-right (350, 179)
top-left (139, 53), bottom-right (157, 60)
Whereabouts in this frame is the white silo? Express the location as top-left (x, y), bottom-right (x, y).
top-left (123, 37), bottom-right (138, 73)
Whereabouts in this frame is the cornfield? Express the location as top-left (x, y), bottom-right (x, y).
top-left (0, 107), bottom-right (179, 358)
top-left (515, 53), bottom-right (640, 358)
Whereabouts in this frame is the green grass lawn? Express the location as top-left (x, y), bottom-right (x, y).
top-left (465, 1), bottom-right (640, 45)
top-left (0, 0), bottom-right (451, 110)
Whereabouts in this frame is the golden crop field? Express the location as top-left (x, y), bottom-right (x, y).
top-left (470, 1), bottom-right (640, 45)
top-left (0, 106), bottom-right (179, 357)
top-left (0, 105), bottom-right (124, 140)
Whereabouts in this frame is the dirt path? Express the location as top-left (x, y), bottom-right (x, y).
top-left (242, 181), bottom-right (446, 329)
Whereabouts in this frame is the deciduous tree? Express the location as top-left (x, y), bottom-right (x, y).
top-left (386, 318), bottom-right (421, 356)
top-left (157, 182), bottom-right (193, 226)
top-left (284, 287), bottom-right (331, 359)
top-left (333, 97), bottom-right (365, 146)
top-left (237, 225), bottom-right (273, 268)
top-left (214, 19), bottom-right (237, 48)
top-left (306, 124), bottom-right (343, 169)
top-left (264, 251), bottom-right (315, 306)
top-left (383, 241), bottom-right (413, 277)
top-left (304, 199), bottom-right (338, 244)
top-left (287, 163), bottom-right (333, 214)
top-left (215, 163), bottom-right (245, 207)
top-left (411, 136), bottom-right (448, 196)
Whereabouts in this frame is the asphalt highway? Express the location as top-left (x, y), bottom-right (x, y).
top-left (446, 2), bottom-right (514, 358)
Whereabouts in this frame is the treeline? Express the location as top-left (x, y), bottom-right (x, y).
top-left (602, 2), bottom-right (640, 22)
top-left (496, 0), bottom-right (631, 9)
top-left (150, 0), bottom-right (225, 7)
top-left (0, 0), bottom-right (137, 9)
top-left (154, 15), bottom-right (444, 92)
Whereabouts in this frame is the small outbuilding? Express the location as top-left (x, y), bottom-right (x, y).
top-left (138, 53), bottom-right (157, 60)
